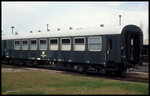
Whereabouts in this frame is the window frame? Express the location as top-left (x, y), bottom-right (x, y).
top-left (14, 40), bottom-right (21, 50)
top-left (22, 40), bottom-right (28, 50)
top-left (49, 38), bottom-right (59, 51)
top-left (39, 39), bottom-right (47, 50)
top-left (88, 36), bottom-right (102, 51)
top-left (61, 38), bottom-right (71, 51)
top-left (73, 37), bottom-right (85, 51)
top-left (30, 39), bottom-right (37, 50)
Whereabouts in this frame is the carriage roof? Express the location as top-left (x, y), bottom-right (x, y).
top-left (2, 26), bottom-right (124, 40)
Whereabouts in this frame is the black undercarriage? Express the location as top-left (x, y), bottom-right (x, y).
top-left (2, 57), bottom-right (139, 77)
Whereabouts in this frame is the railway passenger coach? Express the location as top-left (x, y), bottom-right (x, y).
top-left (1, 25), bottom-right (143, 76)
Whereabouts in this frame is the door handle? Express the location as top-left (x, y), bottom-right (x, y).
top-left (107, 50), bottom-right (110, 54)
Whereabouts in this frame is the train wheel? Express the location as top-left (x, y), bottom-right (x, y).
top-left (19, 60), bottom-right (24, 66)
top-left (25, 60), bottom-right (31, 67)
top-left (8, 59), bottom-right (13, 65)
top-left (98, 67), bottom-right (106, 75)
top-left (22, 60), bottom-right (26, 66)
top-left (115, 69), bottom-right (127, 77)
top-left (32, 60), bottom-right (38, 67)
top-left (77, 65), bottom-right (85, 72)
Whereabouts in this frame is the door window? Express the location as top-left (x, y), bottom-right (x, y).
top-left (108, 39), bottom-right (112, 50)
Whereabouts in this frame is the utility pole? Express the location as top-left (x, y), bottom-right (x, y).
top-left (11, 26), bottom-right (14, 34)
top-left (119, 15), bottom-right (122, 26)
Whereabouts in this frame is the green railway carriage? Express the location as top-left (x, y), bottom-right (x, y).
top-left (1, 25), bottom-right (143, 75)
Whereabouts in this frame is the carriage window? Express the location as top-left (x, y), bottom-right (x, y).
top-left (75, 38), bottom-right (84, 43)
top-left (14, 40), bottom-right (20, 50)
top-left (30, 39), bottom-right (37, 50)
top-left (74, 37), bottom-right (85, 51)
top-left (61, 38), bottom-right (71, 51)
top-left (22, 40), bottom-right (28, 50)
top-left (88, 37), bottom-right (102, 51)
top-left (49, 38), bottom-right (58, 50)
top-left (39, 39), bottom-right (47, 50)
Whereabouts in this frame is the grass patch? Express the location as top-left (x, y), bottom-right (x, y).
top-left (2, 71), bottom-right (148, 94)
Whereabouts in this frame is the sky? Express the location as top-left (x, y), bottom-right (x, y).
top-left (1, 1), bottom-right (149, 39)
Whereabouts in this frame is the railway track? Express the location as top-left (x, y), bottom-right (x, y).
top-left (2, 63), bottom-right (149, 83)
top-left (61, 70), bottom-right (149, 83)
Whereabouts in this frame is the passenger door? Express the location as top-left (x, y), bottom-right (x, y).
top-left (106, 36), bottom-right (117, 63)
top-left (125, 32), bottom-right (141, 62)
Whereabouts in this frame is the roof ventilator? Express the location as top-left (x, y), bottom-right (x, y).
top-left (69, 27), bottom-right (73, 30)
top-left (38, 30), bottom-right (41, 32)
top-left (100, 24), bottom-right (104, 27)
top-left (57, 28), bottom-right (60, 31)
